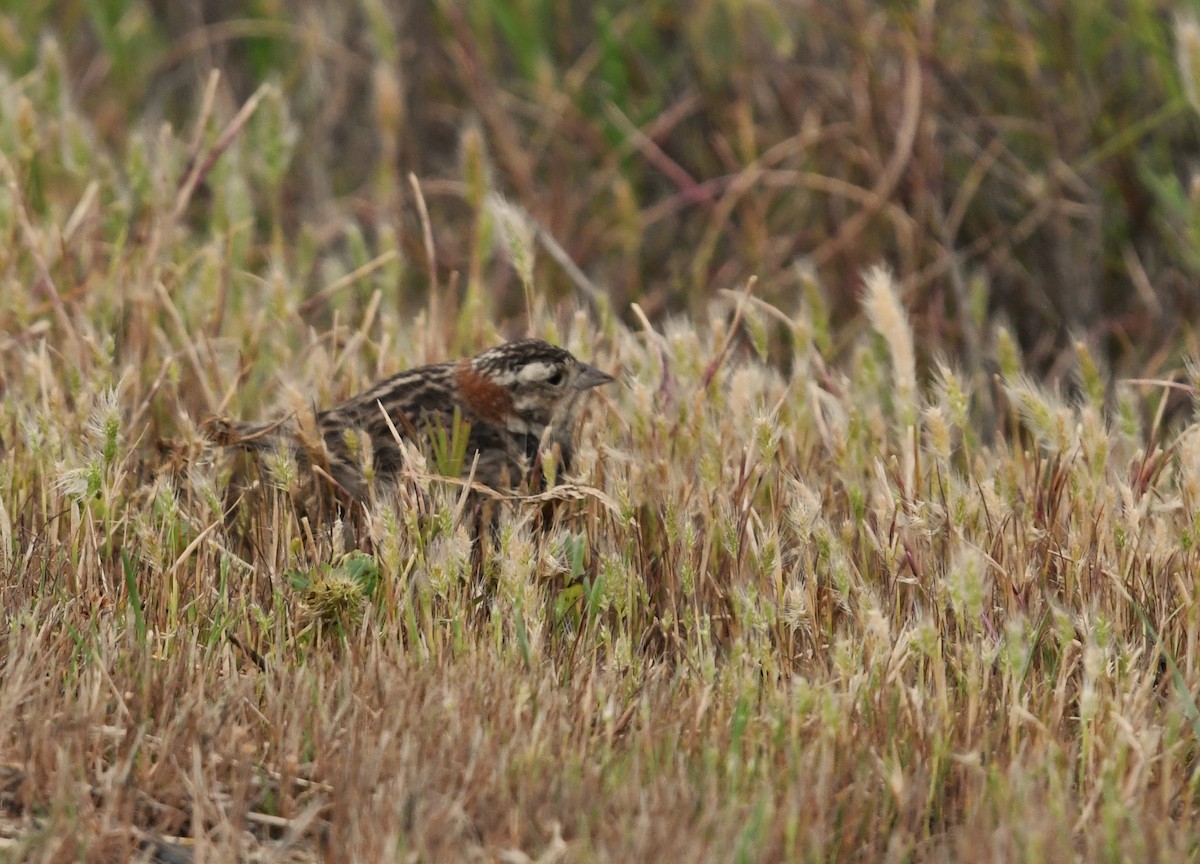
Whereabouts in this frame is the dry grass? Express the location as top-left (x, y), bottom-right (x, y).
top-left (3, 3), bottom-right (1200, 862)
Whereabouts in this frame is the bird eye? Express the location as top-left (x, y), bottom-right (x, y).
top-left (546, 369), bottom-right (565, 386)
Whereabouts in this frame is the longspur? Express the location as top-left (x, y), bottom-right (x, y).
top-left (206, 339), bottom-right (614, 499)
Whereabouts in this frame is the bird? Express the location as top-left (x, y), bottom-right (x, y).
top-left (205, 339), bottom-right (614, 501)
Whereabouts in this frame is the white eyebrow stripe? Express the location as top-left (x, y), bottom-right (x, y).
top-left (517, 361), bottom-right (555, 383)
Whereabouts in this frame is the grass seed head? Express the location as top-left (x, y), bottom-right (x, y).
top-left (862, 264), bottom-right (916, 424)
top-left (304, 571), bottom-right (367, 629)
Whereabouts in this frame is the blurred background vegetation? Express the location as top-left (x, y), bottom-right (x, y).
top-left (4, 0), bottom-right (1200, 379)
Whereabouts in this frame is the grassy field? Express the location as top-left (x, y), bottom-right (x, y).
top-left (3, 1), bottom-right (1200, 861)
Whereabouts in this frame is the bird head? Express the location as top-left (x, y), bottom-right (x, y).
top-left (458, 339), bottom-right (614, 435)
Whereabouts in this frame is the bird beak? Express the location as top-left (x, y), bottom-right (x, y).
top-left (574, 363), bottom-right (616, 390)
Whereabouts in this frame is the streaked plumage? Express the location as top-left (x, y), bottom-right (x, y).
top-left (206, 339), bottom-right (613, 498)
